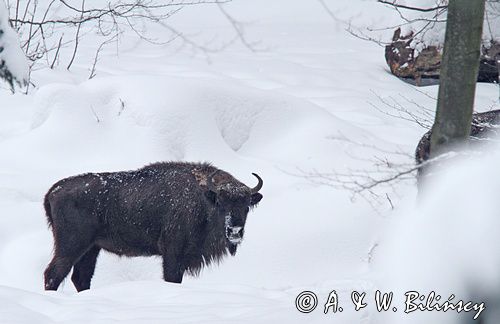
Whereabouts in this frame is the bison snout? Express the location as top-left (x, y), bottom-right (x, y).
top-left (226, 226), bottom-right (244, 244)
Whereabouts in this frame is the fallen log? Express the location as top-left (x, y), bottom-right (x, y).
top-left (385, 28), bottom-right (499, 86)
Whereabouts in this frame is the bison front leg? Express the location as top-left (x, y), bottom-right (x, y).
top-left (71, 246), bottom-right (101, 292)
top-left (162, 253), bottom-right (185, 284)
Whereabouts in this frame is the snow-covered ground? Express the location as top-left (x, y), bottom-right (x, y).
top-left (0, 0), bottom-right (498, 323)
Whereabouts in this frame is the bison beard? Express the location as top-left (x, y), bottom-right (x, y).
top-left (43, 162), bottom-right (263, 292)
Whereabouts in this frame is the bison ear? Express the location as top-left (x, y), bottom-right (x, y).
top-left (205, 190), bottom-right (217, 204)
top-left (250, 192), bottom-right (263, 206)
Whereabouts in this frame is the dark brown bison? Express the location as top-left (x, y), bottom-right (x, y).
top-left (43, 162), bottom-right (263, 291)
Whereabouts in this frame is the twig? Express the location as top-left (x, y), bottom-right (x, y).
top-left (377, 0), bottom-right (448, 13)
top-left (216, 1), bottom-right (262, 52)
top-left (88, 33), bottom-right (119, 79)
top-left (117, 98), bottom-right (125, 116)
top-left (50, 35), bottom-right (63, 69)
top-left (67, 0), bottom-right (85, 70)
top-left (90, 105), bottom-right (101, 123)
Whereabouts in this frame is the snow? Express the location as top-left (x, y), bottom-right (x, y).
top-left (0, 0), bottom-right (498, 323)
top-left (374, 148), bottom-right (500, 323)
top-left (0, 1), bottom-right (28, 88)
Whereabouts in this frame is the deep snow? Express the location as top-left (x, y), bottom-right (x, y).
top-left (0, 0), bottom-right (498, 323)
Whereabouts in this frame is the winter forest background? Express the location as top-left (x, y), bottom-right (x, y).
top-left (0, 0), bottom-right (499, 323)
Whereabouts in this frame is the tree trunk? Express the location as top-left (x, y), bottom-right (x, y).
top-left (430, 0), bottom-right (486, 158)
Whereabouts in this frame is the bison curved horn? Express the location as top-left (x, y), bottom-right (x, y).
top-left (250, 173), bottom-right (263, 193)
top-left (207, 170), bottom-right (219, 192)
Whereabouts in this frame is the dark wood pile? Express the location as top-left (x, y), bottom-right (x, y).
top-left (385, 28), bottom-right (499, 86)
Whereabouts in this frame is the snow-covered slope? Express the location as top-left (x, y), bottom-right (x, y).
top-left (0, 0), bottom-right (498, 323)
top-left (374, 148), bottom-right (500, 324)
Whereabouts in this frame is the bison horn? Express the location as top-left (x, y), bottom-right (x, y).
top-left (250, 173), bottom-right (263, 193)
top-left (207, 170), bottom-right (219, 192)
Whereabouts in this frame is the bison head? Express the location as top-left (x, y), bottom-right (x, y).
top-left (205, 172), bottom-right (263, 253)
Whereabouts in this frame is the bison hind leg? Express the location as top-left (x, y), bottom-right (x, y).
top-left (71, 246), bottom-right (101, 292)
top-left (44, 199), bottom-right (99, 291)
top-left (44, 231), bottom-right (97, 291)
top-left (44, 256), bottom-right (75, 291)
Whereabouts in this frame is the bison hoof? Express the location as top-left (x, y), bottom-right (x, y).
top-left (44, 279), bottom-right (58, 291)
top-left (164, 277), bottom-right (183, 284)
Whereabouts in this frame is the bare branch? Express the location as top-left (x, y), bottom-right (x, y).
top-left (216, 1), bottom-right (262, 52)
top-left (377, 0), bottom-right (448, 13)
top-left (8, 0), bottom-right (253, 77)
top-left (50, 35), bottom-right (63, 69)
top-left (88, 33), bottom-right (120, 79)
top-left (67, 0), bottom-right (85, 70)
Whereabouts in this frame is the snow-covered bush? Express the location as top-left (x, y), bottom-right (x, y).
top-left (0, 0), bottom-right (28, 89)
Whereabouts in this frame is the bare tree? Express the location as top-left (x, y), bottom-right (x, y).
top-left (302, 0), bottom-right (495, 208)
top-left (429, 0), bottom-right (486, 158)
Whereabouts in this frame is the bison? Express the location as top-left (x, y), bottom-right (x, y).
top-left (415, 109), bottom-right (500, 180)
top-left (43, 162), bottom-right (263, 291)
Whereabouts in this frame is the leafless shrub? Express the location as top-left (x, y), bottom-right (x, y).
top-left (4, 0), bottom-right (258, 83)
top-left (291, 88), bottom-right (434, 209)
top-left (297, 86), bottom-right (500, 209)
top-left (298, 134), bottom-right (418, 210)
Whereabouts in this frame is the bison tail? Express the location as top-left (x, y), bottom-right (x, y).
top-left (44, 193), bottom-right (53, 228)
top-left (43, 184), bottom-right (59, 228)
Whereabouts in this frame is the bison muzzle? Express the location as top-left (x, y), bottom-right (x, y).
top-left (43, 162), bottom-right (263, 292)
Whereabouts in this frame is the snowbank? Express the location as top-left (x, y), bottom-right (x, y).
top-left (375, 147), bottom-right (500, 323)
